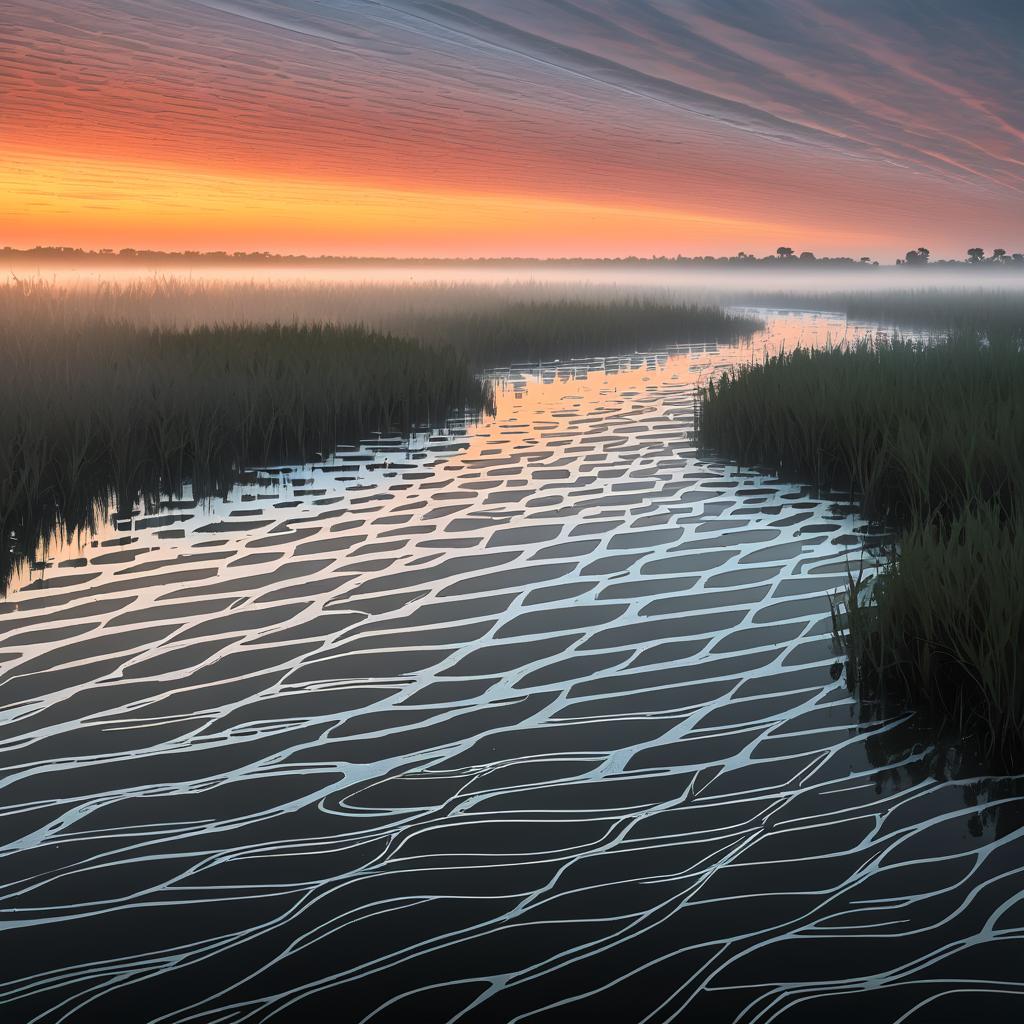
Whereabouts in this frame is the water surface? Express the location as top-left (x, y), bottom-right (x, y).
top-left (1, 311), bottom-right (1022, 1022)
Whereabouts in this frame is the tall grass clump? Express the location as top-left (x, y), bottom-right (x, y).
top-left (0, 277), bottom-right (760, 367)
top-left (0, 320), bottom-right (490, 595)
top-left (0, 278), bottom-right (758, 593)
top-left (695, 333), bottom-right (1024, 755)
top-left (844, 289), bottom-right (1024, 349)
top-left (407, 298), bottom-right (761, 365)
top-left (696, 337), bottom-right (1024, 520)
top-left (845, 507), bottom-right (1024, 748)
top-left (724, 286), bottom-right (1024, 349)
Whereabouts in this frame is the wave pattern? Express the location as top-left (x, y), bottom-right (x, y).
top-left (1, 331), bottom-right (1023, 1022)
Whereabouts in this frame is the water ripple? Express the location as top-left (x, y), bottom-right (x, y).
top-left (1, 323), bottom-right (1022, 1022)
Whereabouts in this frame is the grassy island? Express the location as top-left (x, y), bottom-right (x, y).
top-left (696, 332), bottom-right (1024, 753)
top-left (0, 279), bottom-right (759, 592)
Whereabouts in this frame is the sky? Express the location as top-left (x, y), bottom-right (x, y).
top-left (2, 0), bottom-right (1023, 259)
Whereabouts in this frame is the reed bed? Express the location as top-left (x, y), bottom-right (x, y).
top-left (842, 507), bottom-right (1024, 748)
top-left (0, 278), bottom-right (758, 592)
top-left (726, 286), bottom-right (1024, 347)
top-left (409, 298), bottom-right (759, 364)
top-left (696, 338), bottom-right (1024, 521)
top-left (844, 289), bottom-right (1024, 348)
top-left (0, 321), bottom-right (489, 594)
top-left (0, 277), bottom-right (759, 366)
top-left (695, 334), bottom-right (1024, 754)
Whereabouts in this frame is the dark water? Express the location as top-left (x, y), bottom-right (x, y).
top-left (1, 314), bottom-right (1022, 1023)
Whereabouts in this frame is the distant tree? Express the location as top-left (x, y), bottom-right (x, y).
top-left (798, 251), bottom-right (816, 261)
top-left (967, 247), bottom-right (985, 262)
top-left (1012, 253), bottom-right (1024, 263)
top-left (859, 256), bottom-right (872, 263)
top-left (992, 248), bottom-right (1007, 261)
top-left (776, 246), bottom-right (795, 258)
top-left (904, 247), bottom-right (930, 266)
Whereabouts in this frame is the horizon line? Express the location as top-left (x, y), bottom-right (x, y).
top-left (5, 244), bottom-right (1024, 269)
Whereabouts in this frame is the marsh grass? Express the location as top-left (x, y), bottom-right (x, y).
top-left (728, 287), bottom-right (1024, 348)
top-left (407, 298), bottom-right (759, 364)
top-left (844, 290), bottom-right (1024, 348)
top-left (0, 277), bottom-right (759, 366)
top-left (0, 321), bottom-right (490, 594)
top-left (842, 508), bottom-right (1024, 749)
top-left (696, 334), bottom-right (1024, 755)
top-left (696, 337), bottom-right (1024, 520)
top-left (0, 279), bottom-right (758, 593)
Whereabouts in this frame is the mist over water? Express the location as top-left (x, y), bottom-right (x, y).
top-left (8, 258), bottom-right (1024, 309)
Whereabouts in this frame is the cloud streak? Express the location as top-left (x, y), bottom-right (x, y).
top-left (2, 0), bottom-right (1021, 255)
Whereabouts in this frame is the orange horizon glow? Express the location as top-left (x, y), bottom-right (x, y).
top-left (4, 2), bottom-right (1022, 261)
top-left (0, 148), bottom-right (884, 260)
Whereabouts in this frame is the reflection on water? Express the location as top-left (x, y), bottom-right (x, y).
top-left (1, 311), bottom-right (1022, 1022)
top-left (3, 421), bottom-right (478, 598)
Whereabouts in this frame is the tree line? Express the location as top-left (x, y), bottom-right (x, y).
top-left (3, 245), bottom-right (1023, 269)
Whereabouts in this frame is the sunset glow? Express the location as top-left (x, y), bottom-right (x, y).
top-left (5, 4), bottom-right (1024, 1018)
top-left (0, 150), bottom-right (808, 258)
top-left (3, 0), bottom-right (1023, 258)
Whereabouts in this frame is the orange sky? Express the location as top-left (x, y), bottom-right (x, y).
top-left (3, 1), bottom-right (1023, 259)
top-left (0, 149), bottom-right (839, 258)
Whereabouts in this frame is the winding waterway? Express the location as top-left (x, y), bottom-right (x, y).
top-left (1, 311), bottom-right (1022, 1022)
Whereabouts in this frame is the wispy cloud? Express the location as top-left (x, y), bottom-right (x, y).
top-left (2, 0), bottom-right (1021, 254)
